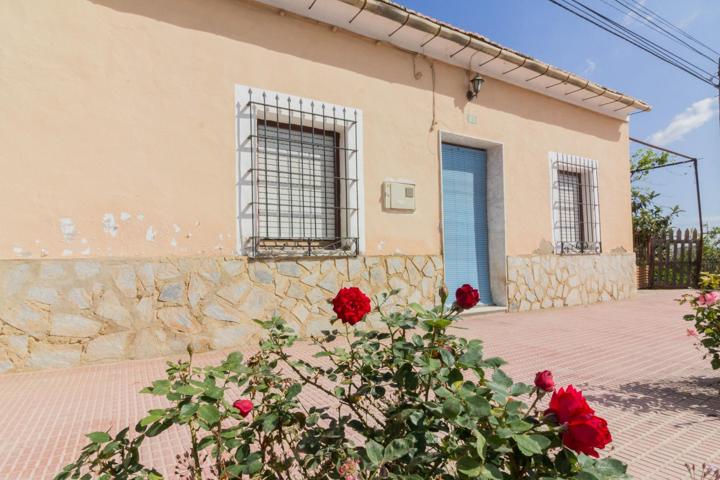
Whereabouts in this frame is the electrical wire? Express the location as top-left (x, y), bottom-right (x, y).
top-left (597, 0), bottom-right (719, 67)
top-left (567, 0), bottom-right (717, 83)
top-left (618, 0), bottom-right (720, 130)
top-left (546, 0), bottom-right (718, 88)
top-left (619, 0), bottom-right (720, 57)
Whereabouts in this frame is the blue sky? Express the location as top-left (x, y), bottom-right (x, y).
top-left (401, 0), bottom-right (719, 230)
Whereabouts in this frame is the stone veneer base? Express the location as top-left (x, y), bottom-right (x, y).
top-left (0, 255), bottom-right (444, 373)
top-left (506, 252), bottom-right (636, 311)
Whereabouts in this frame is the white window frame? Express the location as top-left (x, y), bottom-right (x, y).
top-left (549, 152), bottom-right (601, 255)
top-left (235, 85), bottom-right (364, 256)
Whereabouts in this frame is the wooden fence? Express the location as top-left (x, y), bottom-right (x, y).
top-left (638, 229), bottom-right (702, 289)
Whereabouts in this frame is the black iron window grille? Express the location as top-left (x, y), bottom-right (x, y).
top-left (550, 153), bottom-right (601, 255)
top-left (236, 88), bottom-right (361, 258)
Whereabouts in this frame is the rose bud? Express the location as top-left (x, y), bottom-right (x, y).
top-left (439, 285), bottom-right (449, 303)
top-left (455, 284), bottom-right (480, 310)
top-left (534, 370), bottom-right (555, 392)
top-left (233, 399), bottom-right (253, 417)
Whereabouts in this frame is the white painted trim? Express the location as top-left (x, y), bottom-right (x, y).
top-left (234, 84), bottom-right (364, 256)
top-left (459, 305), bottom-right (507, 316)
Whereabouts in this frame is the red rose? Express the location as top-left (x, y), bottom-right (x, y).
top-left (233, 399), bottom-right (253, 417)
top-left (455, 284), bottom-right (480, 310)
top-left (534, 370), bottom-right (555, 392)
top-left (562, 414), bottom-right (612, 457)
top-left (545, 385), bottom-right (594, 424)
top-left (332, 287), bottom-right (371, 325)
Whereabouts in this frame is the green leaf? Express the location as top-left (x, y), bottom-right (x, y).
top-left (202, 384), bottom-right (224, 400)
top-left (143, 379), bottom-right (171, 396)
top-left (384, 438), bottom-right (412, 461)
top-left (480, 464), bottom-right (505, 480)
top-left (409, 303), bottom-right (425, 314)
top-left (513, 434), bottom-right (543, 456)
top-left (247, 458), bottom-right (263, 474)
top-left (179, 402), bottom-right (199, 420)
top-left (99, 441), bottom-right (121, 457)
top-left (176, 385), bottom-right (201, 396)
top-left (86, 432), bottom-right (111, 443)
top-left (457, 456), bottom-right (484, 476)
top-left (145, 419), bottom-right (173, 437)
top-left (475, 433), bottom-right (487, 461)
top-left (508, 419), bottom-right (533, 433)
top-left (139, 411), bottom-right (165, 427)
top-left (466, 394), bottom-right (491, 418)
top-left (198, 404), bottom-right (221, 425)
top-left (458, 340), bottom-right (484, 366)
top-left (442, 397), bottom-right (462, 419)
top-left (529, 434), bottom-right (552, 451)
top-left (365, 440), bottom-right (384, 465)
top-left (491, 369), bottom-right (513, 388)
top-left (510, 382), bottom-right (534, 396)
top-left (286, 383), bottom-right (302, 400)
top-left (262, 413), bottom-right (279, 433)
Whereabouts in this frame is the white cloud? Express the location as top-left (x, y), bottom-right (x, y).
top-left (677, 10), bottom-right (699, 29)
top-left (583, 59), bottom-right (596, 75)
top-left (648, 97), bottom-right (718, 146)
top-left (622, 0), bottom-right (647, 26)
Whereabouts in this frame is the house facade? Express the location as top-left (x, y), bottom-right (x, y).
top-left (0, 0), bottom-right (647, 371)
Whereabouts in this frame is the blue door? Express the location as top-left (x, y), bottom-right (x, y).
top-left (441, 144), bottom-right (493, 305)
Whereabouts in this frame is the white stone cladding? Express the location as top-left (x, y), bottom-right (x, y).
top-left (0, 255), bottom-right (444, 372)
top-left (506, 252), bottom-right (636, 311)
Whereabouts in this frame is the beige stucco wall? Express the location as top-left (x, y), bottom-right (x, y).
top-left (0, 0), bottom-right (633, 260)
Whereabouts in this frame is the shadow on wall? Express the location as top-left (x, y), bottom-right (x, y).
top-left (583, 376), bottom-right (720, 422)
top-left (90, 0), bottom-right (622, 142)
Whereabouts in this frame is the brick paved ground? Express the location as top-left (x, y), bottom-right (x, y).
top-left (0, 290), bottom-right (717, 479)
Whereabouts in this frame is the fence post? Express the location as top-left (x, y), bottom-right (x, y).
top-left (648, 236), bottom-right (655, 289)
top-left (693, 228), bottom-right (701, 287)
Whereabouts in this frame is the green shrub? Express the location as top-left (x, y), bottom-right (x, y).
top-left (680, 273), bottom-right (720, 369)
top-left (56, 286), bottom-right (628, 479)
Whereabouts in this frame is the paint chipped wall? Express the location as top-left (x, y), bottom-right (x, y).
top-left (0, 0), bottom-right (633, 260)
top-left (0, 255), bottom-right (443, 373)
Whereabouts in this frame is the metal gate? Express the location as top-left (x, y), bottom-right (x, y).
top-left (648, 229), bottom-right (702, 289)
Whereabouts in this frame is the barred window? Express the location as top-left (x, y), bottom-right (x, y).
top-left (236, 87), bottom-right (362, 257)
top-left (550, 152), bottom-right (601, 254)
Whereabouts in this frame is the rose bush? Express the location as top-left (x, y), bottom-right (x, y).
top-left (56, 285), bottom-right (628, 479)
top-left (679, 273), bottom-right (720, 369)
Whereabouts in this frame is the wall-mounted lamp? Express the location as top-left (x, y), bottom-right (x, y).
top-left (466, 75), bottom-right (484, 100)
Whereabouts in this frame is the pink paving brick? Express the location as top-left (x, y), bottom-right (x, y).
top-left (0, 290), bottom-right (717, 479)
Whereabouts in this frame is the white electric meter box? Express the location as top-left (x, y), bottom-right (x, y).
top-left (383, 181), bottom-right (416, 211)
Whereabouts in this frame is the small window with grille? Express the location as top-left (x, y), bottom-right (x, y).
top-left (550, 152), bottom-right (601, 254)
top-left (236, 87), bottom-right (363, 258)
